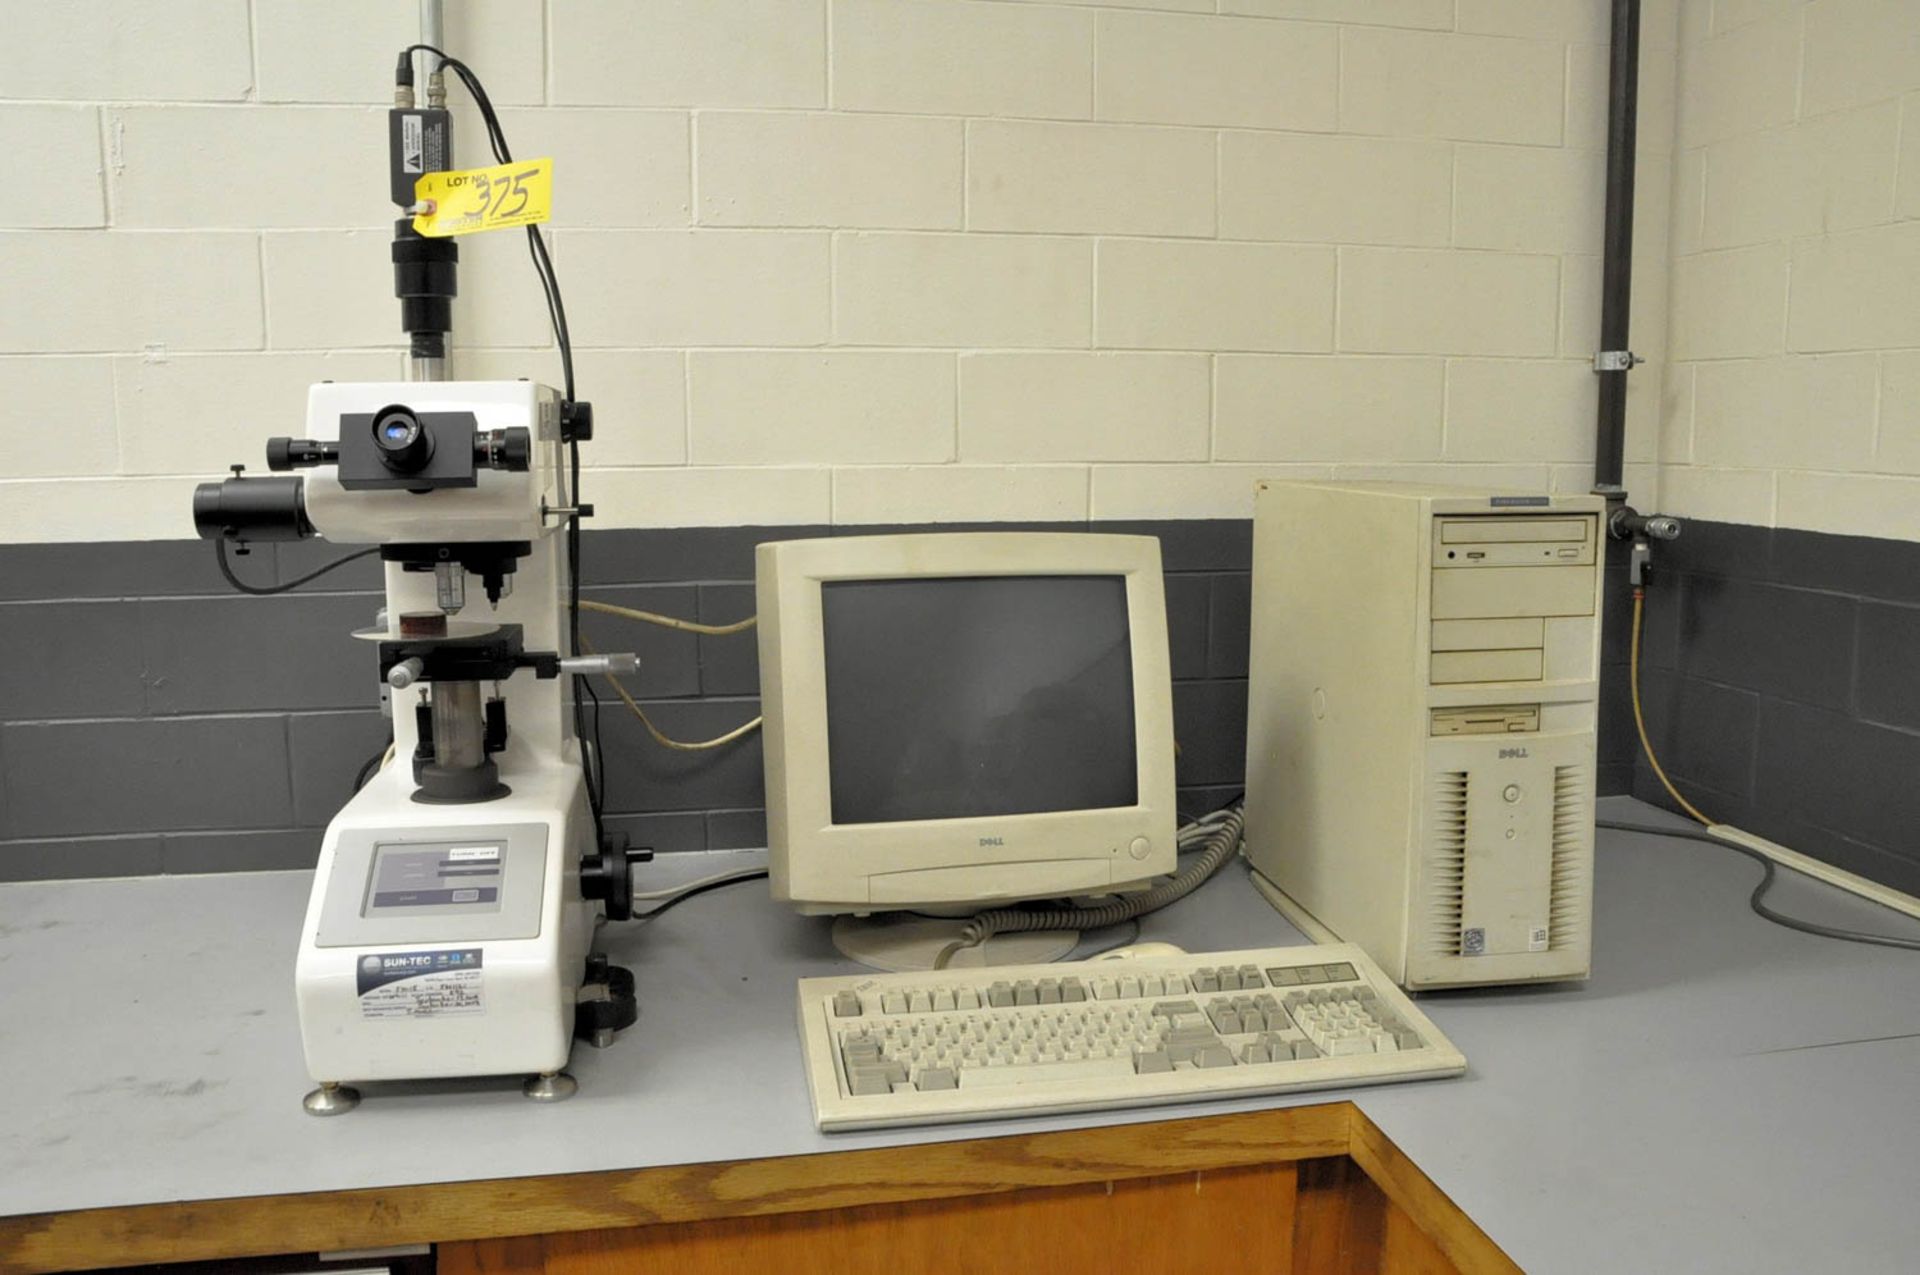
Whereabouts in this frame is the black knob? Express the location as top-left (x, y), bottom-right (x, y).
top-left (561, 399), bottom-right (593, 443)
top-left (369, 405), bottom-right (434, 473)
top-left (475, 426), bottom-right (532, 472)
top-left (579, 834), bottom-right (653, 921)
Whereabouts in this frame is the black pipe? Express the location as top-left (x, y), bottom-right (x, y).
top-left (1594, 0), bottom-right (1640, 498)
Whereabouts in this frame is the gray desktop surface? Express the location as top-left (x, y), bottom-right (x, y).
top-left (2, 797), bottom-right (1917, 1275)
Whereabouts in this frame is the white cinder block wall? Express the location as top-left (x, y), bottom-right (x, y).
top-left (1660, 0), bottom-right (1920, 542)
top-left (0, 0), bottom-right (1676, 543)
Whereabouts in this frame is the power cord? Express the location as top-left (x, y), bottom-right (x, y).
top-left (1599, 820), bottom-right (1920, 953)
top-left (350, 739), bottom-right (395, 793)
top-left (580, 634), bottom-right (763, 751)
top-left (1624, 585), bottom-right (1917, 953)
top-left (628, 869), bottom-right (770, 922)
top-left (578, 598), bottom-right (758, 636)
top-left (215, 540), bottom-right (379, 596)
top-left (1628, 586), bottom-right (1710, 825)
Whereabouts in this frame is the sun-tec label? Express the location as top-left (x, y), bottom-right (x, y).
top-left (356, 948), bottom-right (483, 1019)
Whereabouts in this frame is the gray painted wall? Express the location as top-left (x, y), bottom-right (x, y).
top-left (0, 521), bottom-right (1259, 880)
top-left (1625, 520), bottom-right (1920, 897)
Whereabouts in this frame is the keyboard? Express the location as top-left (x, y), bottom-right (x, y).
top-left (796, 942), bottom-right (1466, 1131)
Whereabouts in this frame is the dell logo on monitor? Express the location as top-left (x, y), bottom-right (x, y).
top-left (978, 836), bottom-right (1005, 847)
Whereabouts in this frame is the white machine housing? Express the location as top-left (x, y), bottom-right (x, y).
top-left (756, 532), bottom-right (1179, 915)
top-left (1243, 482), bottom-right (1604, 990)
top-left (292, 380), bottom-right (597, 1083)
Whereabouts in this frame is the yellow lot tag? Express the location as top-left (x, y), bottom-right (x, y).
top-left (412, 158), bottom-right (552, 237)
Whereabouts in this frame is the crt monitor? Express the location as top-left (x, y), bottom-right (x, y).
top-left (755, 532), bottom-right (1179, 969)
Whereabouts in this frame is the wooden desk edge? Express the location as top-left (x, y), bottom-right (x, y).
top-left (0, 1102), bottom-right (1517, 1274)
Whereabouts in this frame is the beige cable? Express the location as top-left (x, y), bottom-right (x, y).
top-left (578, 598), bottom-right (756, 636)
top-left (580, 635), bottom-right (762, 752)
top-left (1628, 587), bottom-right (1712, 826)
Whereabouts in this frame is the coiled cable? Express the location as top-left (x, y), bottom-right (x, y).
top-left (932, 804), bottom-right (1245, 969)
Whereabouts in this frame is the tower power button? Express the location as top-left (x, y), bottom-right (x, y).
top-left (1502, 784), bottom-right (1522, 803)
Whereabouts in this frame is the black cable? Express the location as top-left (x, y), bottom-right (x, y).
top-left (216, 539), bottom-right (380, 596)
top-left (351, 739), bottom-right (394, 793)
top-left (402, 43), bottom-right (600, 842)
top-left (1599, 820), bottom-right (1920, 953)
top-left (628, 870), bottom-right (770, 923)
top-left (402, 44), bottom-right (574, 400)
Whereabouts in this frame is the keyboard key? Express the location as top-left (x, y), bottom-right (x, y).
top-left (959, 1057), bottom-right (1135, 1089)
top-left (832, 990), bottom-right (862, 1017)
top-left (915, 1067), bottom-right (958, 1091)
top-left (1133, 1048), bottom-right (1173, 1074)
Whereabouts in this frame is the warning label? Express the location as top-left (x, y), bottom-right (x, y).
top-left (356, 948), bottom-right (483, 1019)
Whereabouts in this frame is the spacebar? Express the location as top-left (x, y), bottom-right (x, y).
top-left (958, 1058), bottom-right (1137, 1089)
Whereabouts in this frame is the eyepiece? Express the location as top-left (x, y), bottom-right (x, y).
top-left (370, 405), bottom-right (434, 473)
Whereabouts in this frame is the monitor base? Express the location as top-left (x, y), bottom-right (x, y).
top-left (831, 914), bottom-right (1078, 973)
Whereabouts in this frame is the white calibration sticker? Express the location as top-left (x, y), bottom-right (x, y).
top-left (1528, 925), bottom-right (1551, 953)
top-left (446, 845), bottom-right (501, 862)
top-left (356, 949), bottom-right (484, 1019)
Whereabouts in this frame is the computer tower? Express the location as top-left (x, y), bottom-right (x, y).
top-left (1243, 482), bottom-right (1604, 989)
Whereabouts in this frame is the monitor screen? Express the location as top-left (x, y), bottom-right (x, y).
top-left (821, 575), bottom-right (1139, 825)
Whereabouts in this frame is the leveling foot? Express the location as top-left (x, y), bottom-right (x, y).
top-left (522, 1071), bottom-right (577, 1102)
top-left (302, 1082), bottom-right (361, 1116)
